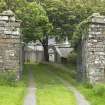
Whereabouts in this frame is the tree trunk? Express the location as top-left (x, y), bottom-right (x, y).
top-left (43, 44), bottom-right (49, 62)
top-left (42, 35), bottom-right (49, 62)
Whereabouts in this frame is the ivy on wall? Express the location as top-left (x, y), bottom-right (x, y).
top-left (72, 16), bottom-right (92, 49)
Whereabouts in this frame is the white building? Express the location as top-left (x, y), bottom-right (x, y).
top-left (24, 41), bottom-right (44, 63)
top-left (48, 37), bottom-right (73, 63)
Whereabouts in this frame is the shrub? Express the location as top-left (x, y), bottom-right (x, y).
top-left (93, 84), bottom-right (105, 96)
top-left (68, 51), bottom-right (77, 64)
top-left (83, 82), bottom-right (93, 89)
top-left (0, 72), bottom-right (17, 86)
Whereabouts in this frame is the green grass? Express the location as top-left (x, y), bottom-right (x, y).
top-left (48, 63), bottom-right (105, 105)
top-left (77, 84), bottom-right (105, 105)
top-left (26, 64), bottom-right (76, 105)
top-left (1, 63), bottom-right (104, 105)
top-left (0, 65), bottom-right (28, 105)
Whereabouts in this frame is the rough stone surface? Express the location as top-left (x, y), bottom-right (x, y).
top-left (82, 13), bottom-right (105, 83)
top-left (0, 10), bottom-right (22, 79)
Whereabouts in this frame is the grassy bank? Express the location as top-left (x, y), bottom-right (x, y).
top-left (48, 63), bottom-right (105, 105)
top-left (26, 64), bottom-right (76, 105)
top-left (0, 65), bottom-right (28, 105)
top-left (1, 63), bottom-right (104, 105)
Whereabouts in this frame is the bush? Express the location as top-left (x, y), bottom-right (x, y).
top-left (83, 82), bottom-right (93, 89)
top-left (68, 51), bottom-right (77, 64)
top-left (93, 84), bottom-right (105, 96)
top-left (0, 72), bottom-right (17, 86)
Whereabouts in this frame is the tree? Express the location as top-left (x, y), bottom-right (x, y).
top-left (0, 0), bottom-right (6, 12)
top-left (0, 0), bottom-right (52, 61)
top-left (40, 0), bottom-right (75, 40)
top-left (1, 0), bottom-right (105, 61)
top-left (16, 1), bottom-right (52, 61)
top-left (71, 0), bottom-right (105, 49)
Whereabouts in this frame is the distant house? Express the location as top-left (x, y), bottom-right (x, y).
top-left (48, 37), bottom-right (73, 63)
top-left (24, 41), bottom-right (44, 63)
top-left (24, 37), bottom-right (73, 63)
top-left (55, 44), bottom-right (73, 63)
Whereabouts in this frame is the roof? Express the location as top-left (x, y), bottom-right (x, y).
top-left (48, 37), bottom-right (73, 58)
top-left (48, 37), bottom-right (56, 45)
top-left (25, 41), bottom-right (43, 52)
top-left (55, 43), bottom-right (73, 58)
top-left (28, 45), bottom-right (43, 51)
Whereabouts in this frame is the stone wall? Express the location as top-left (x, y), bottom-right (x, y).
top-left (0, 10), bottom-right (22, 80)
top-left (82, 13), bottom-right (105, 83)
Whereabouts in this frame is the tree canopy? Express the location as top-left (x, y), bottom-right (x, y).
top-left (1, 0), bottom-right (105, 60)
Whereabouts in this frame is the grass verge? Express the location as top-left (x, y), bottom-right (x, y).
top-left (48, 63), bottom-right (105, 105)
top-left (0, 65), bottom-right (28, 105)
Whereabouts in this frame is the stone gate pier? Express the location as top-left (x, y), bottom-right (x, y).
top-left (0, 10), bottom-right (22, 80)
top-left (82, 13), bottom-right (105, 83)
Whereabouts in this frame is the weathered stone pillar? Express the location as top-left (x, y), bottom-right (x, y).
top-left (82, 13), bottom-right (105, 84)
top-left (0, 10), bottom-right (22, 80)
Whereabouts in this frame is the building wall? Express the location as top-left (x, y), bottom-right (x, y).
top-left (48, 45), bottom-right (69, 64)
top-left (25, 50), bottom-right (44, 63)
top-left (48, 46), bottom-right (61, 63)
top-left (55, 51), bottom-right (62, 63)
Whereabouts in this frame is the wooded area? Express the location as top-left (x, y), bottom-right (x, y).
top-left (1, 0), bottom-right (105, 61)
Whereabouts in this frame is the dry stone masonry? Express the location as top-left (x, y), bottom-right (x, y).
top-left (82, 13), bottom-right (105, 83)
top-left (0, 10), bottom-right (22, 80)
